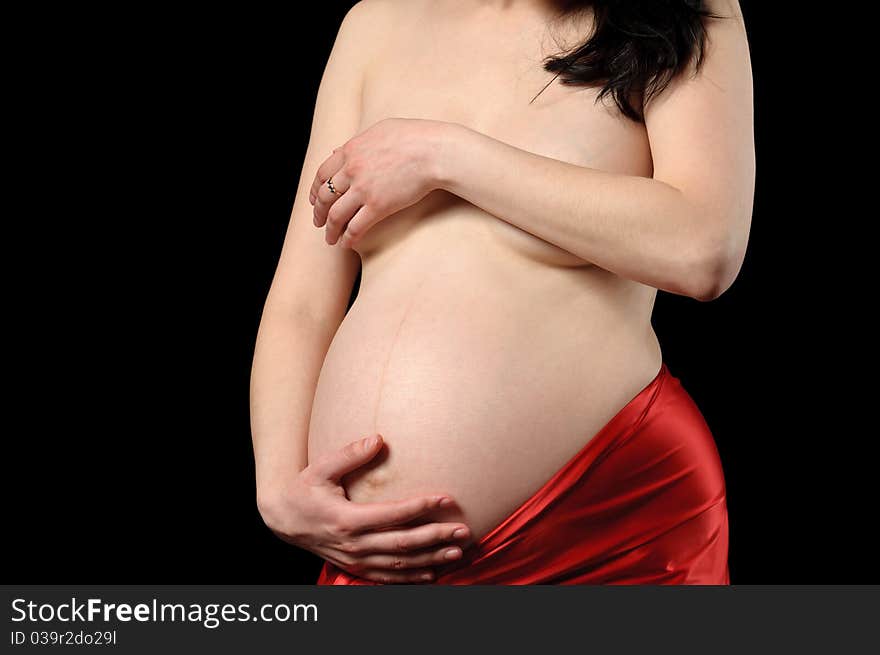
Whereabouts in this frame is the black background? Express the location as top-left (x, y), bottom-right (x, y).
top-left (8, 1), bottom-right (874, 583)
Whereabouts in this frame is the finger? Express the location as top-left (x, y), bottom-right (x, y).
top-left (313, 550), bottom-right (435, 584)
top-left (337, 204), bottom-right (377, 250)
top-left (345, 494), bottom-right (454, 533)
top-left (350, 522), bottom-right (471, 555)
top-left (360, 568), bottom-right (437, 584)
top-left (307, 434), bottom-right (384, 483)
top-left (317, 180), bottom-right (358, 233)
top-left (309, 149), bottom-right (345, 204)
top-left (309, 148), bottom-right (344, 203)
top-left (313, 172), bottom-right (352, 227)
top-left (356, 544), bottom-right (464, 570)
top-left (323, 194), bottom-right (361, 246)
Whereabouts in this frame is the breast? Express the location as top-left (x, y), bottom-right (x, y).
top-left (349, 188), bottom-right (595, 269)
top-left (351, 9), bottom-right (654, 266)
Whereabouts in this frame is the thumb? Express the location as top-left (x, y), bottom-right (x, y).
top-left (310, 434), bottom-right (383, 483)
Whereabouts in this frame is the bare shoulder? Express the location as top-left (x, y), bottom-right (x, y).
top-left (344, 0), bottom-right (393, 26)
top-left (703, 0), bottom-right (747, 32)
top-left (341, 0), bottom-right (443, 84)
top-left (342, 0), bottom-right (421, 34)
top-left (333, 0), bottom-right (395, 52)
top-left (336, 0), bottom-right (425, 66)
top-left (344, 0), bottom-right (446, 37)
top-left (697, 0), bottom-right (752, 86)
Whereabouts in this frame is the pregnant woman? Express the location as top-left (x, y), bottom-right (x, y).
top-left (251, 0), bottom-right (754, 584)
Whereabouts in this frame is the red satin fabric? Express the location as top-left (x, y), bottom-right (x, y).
top-left (317, 362), bottom-right (729, 585)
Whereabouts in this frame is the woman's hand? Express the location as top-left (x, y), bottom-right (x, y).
top-left (308, 117), bottom-right (449, 249)
top-left (257, 433), bottom-right (471, 584)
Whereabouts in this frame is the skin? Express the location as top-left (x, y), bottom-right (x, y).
top-left (251, 2), bottom-right (475, 584)
top-left (310, 5), bottom-right (753, 300)
top-left (252, 0), bottom-right (754, 584)
top-left (258, 433), bottom-right (471, 582)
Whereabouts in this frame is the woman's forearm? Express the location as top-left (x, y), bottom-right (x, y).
top-left (250, 304), bottom-right (336, 500)
top-left (431, 122), bottom-right (731, 301)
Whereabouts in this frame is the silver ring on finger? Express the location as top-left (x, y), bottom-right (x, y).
top-left (327, 177), bottom-right (337, 194)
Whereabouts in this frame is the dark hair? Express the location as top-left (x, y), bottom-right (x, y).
top-left (534, 0), bottom-right (719, 121)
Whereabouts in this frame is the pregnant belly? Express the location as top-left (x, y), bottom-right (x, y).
top-left (306, 236), bottom-right (661, 544)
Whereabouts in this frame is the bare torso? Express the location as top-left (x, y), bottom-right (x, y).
top-left (307, 0), bottom-right (664, 546)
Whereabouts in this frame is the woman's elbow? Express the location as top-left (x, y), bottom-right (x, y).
top-left (683, 227), bottom-right (747, 302)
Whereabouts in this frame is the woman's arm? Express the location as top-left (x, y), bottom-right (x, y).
top-left (433, 0), bottom-right (754, 301)
top-left (251, 1), bottom-right (472, 583)
top-left (251, 3), bottom-right (367, 495)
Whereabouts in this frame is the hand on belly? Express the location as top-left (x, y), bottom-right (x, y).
top-left (262, 433), bottom-right (472, 584)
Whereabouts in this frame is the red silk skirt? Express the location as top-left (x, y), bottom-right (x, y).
top-left (317, 362), bottom-right (729, 584)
